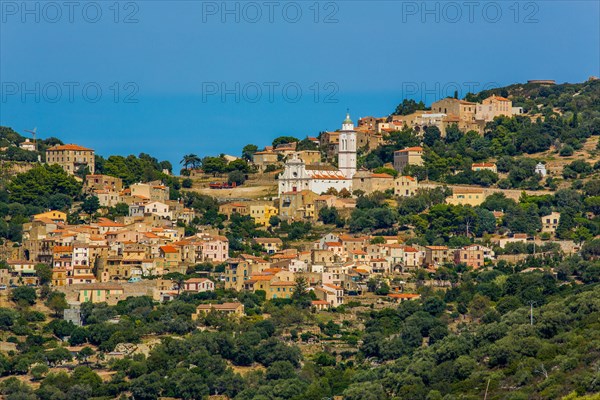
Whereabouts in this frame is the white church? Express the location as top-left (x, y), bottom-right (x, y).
top-left (278, 113), bottom-right (357, 196)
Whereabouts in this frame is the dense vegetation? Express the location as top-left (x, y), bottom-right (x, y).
top-left (0, 270), bottom-right (598, 399)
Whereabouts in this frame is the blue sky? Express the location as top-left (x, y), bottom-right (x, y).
top-left (1, 0), bottom-right (599, 168)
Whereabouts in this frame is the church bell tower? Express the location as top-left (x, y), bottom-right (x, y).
top-left (338, 111), bottom-right (357, 179)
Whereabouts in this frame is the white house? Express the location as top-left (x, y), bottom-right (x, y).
top-left (535, 162), bottom-right (547, 177)
top-left (182, 278), bottom-right (215, 293)
top-left (129, 201), bottom-right (172, 219)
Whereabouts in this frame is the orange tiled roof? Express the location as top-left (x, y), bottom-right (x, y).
top-left (370, 173), bottom-right (393, 179)
top-left (396, 146), bottom-right (423, 153)
top-left (47, 144), bottom-right (93, 151)
top-left (160, 245), bottom-right (178, 254)
top-left (271, 281), bottom-right (295, 286)
top-left (323, 283), bottom-right (342, 290)
top-left (486, 95), bottom-right (510, 101)
top-left (388, 293), bottom-right (420, 299)
top-left (53, 245), bottom-right (73, 253)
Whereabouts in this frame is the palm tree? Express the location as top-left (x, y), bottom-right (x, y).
top-left (180, 154), bottom-right (201, 170)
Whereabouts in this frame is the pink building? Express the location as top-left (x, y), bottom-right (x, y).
top-left (196, 234), bottom-right (229, 263)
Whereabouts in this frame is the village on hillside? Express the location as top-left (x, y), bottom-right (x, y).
top-left (2, 82), bottom-right (596, 314)
top-left (1, 79), bottom-right (600, 399)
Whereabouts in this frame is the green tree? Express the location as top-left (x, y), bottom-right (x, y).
top-left (11, 286), bottom-right (37, 306)
top-left (201, 156), bottom-right (228, 175)
top-left (180, 153), bottom-right (201, 170)
top-left (76, 347), bottom-right (95, 365)
top-left (81, 196), bottom-right (100, 221)
top-left (241, 144), bottom-right (258, 161)
top-left (272, 136), bottom-right (299, 148)
top-left (228, 170), bottom-right (246, 186)
top-left (35, 263), bottom-right (53, 285)
top-left (8, 164), bottom-right (81, 207)
top-left (45, 347), bottom-right (73, 366)
top-left (181, 178), bottom-right (193, 188)
top-left (46, 291), bottom-right (68, 317)
top-left (392, 99), bottom-right (426, 116)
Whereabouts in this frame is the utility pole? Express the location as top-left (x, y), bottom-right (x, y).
top-left (529, 300), bottom-right (536, 325)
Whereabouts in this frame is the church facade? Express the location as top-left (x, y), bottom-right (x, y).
top-left (278, 113), bottom-right (357, 197)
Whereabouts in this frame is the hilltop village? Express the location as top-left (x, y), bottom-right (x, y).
top-left (0, 79), bottom-right (599, 399)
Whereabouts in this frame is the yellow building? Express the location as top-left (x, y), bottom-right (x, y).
top-left (352, 171), bottom-right (395, 194)
top-left (476, 95), bottom-right (513, 122)
top-left (541, 212), bottom-right (561, 233)
top-left (52, 267), bottom-right (67, 287)
top-left (253, 237), bottom-right (283, 254)
top-left (33, 210), bottom-right (67, 223)
top-left (446, 188), bottom-right (486, 206)
top-left (279, 190), bottom-right (317, 221)
top-left (252, 151), bottom-right (279, 172)
top-left (243, 271), bottom-right (296, 300)
top-left (157, 245), bottom-right (181, 273)
top-left (78, 283), bottom-right (124, 303)
top-left (471, 163), bottom-right (497, 173)
top-left (296, 150), bottom-right (321, 165)
top-left (46, 144), bottom-right (95, 175)
top-left (250, 204), bottom-right (279, 226)
top-left (393, 147), bottom-right (423, 173)
top-left (394, 175), bottom-right (419, 196)
top-left (219, 202), bottom-right (250, 219)
top-left (431, 98), bottom-right (477, 123)
top-left (192, 302), bottom-right (245, 319)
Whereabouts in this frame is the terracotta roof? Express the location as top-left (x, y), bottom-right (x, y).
top-left (271, 281), bottom-right (295, 286)
top-left (262, 268), bottom-right (282, 274)
top-left (53, 245), bottom-right (73, 253)
top-left (452, 188), bottom-right (484, 194)
top-left (388, 293), bottom-right (420, 299)
top-left (370, 173), bottom-right (393, 179)
top-left (426, 246), bottom-right (448, 250)
top-left (396, 147), bottom-right (423, 153)
top-left (323, 283), bottom-right (342, 290)
top-left (248, 275), bottom-right (275, 282)
top-left (160, 245), bottom-right (178, 254)
top-left (47, 144), bottom-right (93, 151)
top-left (254, 238), bottom-right (283, 244)
top-left (185, 278), bottom-right (212, 283)
top-left (196, 302), bottom-right (243, 311)
top-left (399, 175), bottom-right (415, 181)
top-left (485, 95), bottom-right (510, 102)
